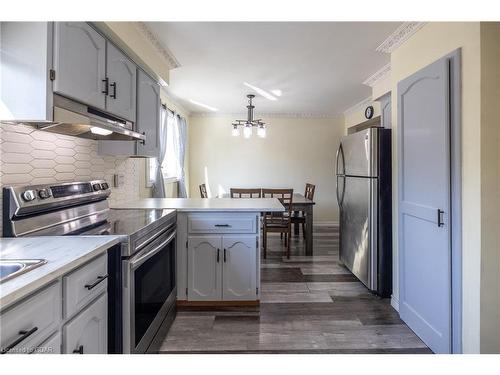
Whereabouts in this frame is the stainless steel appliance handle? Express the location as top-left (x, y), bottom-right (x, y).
top-left (336, 176), bottom-right (342, 207)
top-left (335, 143), bottom-right (345, 176)
top-left (130, 229), bottom-right (176, 270)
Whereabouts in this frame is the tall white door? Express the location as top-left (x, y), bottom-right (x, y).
top-left (398, 57), bottom-right (452, 353)
top-left (222, 235), bottom-right (257, 300)
top-left (187, 236), bottom-right (222, 301)
top-left (53, 22), bottom-right (106, 109)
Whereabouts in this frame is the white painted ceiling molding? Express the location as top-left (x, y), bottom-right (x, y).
top-left (189, 112), bottom-right (343, 120)
top-left (343, 96), bottom-right (373, 117)
top-left (135, 22), bottom-right (181, 70)
top-left (363, 63), bottom-right (391, 88)
top-left (376, 22), bottom-right (427, 53)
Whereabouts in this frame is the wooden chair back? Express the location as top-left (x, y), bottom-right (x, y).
top-left (262, 188), bottom-right (294, 222)
top-left (305, 183), bottom-right (316, 200)
top-left (230, 188), bottom-right (262, 198)
top-left (199, 183), bottom-right (208, 198)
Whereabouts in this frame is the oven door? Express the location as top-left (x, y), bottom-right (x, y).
top-left (122, 225), bottom-right (176, 353)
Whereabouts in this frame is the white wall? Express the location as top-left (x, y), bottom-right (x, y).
top-left (188, 115), bottom-right (344, 222)
top-left (390, 22), bottom-right (482, 353)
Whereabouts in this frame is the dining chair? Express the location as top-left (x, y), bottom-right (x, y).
top-left (262, 188), bottom-right (294, 259)
top-left (291, 183), bottom-right (316, 239)
top-left (230, 188), bottom-right (262, 198)
top-left (199, 183), bottom-right (208, 198)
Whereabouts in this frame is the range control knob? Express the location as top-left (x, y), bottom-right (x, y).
top-left (22, 190), bottom-right (36, 202)
top-left (38, 189), bottom-right (51, 199)
top-left (92, 184), bottom-right (101, 191)
top-left (101, 183), bottom-right (109, 190)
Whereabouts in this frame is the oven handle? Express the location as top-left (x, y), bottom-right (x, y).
top-left (130, 229), bottom-right (176, 270)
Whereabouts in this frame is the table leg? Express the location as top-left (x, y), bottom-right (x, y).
top-left (294, 210), bottom-right (300, 235)
top-left (305, 206), bottom-right (313, 256)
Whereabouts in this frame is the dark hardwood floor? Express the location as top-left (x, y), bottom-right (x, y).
top-left (159, 225), bottom-right (431, 354)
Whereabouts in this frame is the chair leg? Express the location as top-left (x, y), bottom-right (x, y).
top-left (286, 229), bottom-right (291, 259)
top-left (263, 227), bottom-right (267, 259)
top-left (284, 233), bottom-right (287, 247)
top-left (280, 233), bottom-right (283, 240)
top-left (302, 222), bottom-right (306, 239)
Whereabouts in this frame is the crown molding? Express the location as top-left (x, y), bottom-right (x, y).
top-left (189, 111), bottom-right (343, 120)
top-left (376, 22), bottom-right (427, 53)
top-left (135, 22), bottom-right (181, 69)
top-left (363, 63), bottom-right (391, 88)
top-left (343, 96), bottom-right (373, 117)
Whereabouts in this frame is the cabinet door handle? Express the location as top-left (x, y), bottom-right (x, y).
top-left (1, 327), bottom-right (38, 354)
top-left (223, 248), bottom-right (227, 263)
top-left (102, 78), bottom-right (109, 95)
top-left (110, 82), bottom-right (117, 99)
top-left (437, 209), bottom-right (444, 227)
top-left (214, 224), bottom-right (231, 228)
top-left (84, 275), bottom-right (108, 290)
top-left (216, 248), bottom-right (220, 263)
top-left (73, 345), bottom-right (84, 354)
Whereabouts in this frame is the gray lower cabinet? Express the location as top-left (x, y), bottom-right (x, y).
top-left (63, 293), bottom-right (107, 354)
top-left (187, 234), bottom-right (257, 301)
top-left (106, 42), bottom-right (137, 121)
top-left (53, 22), bottom-right (106, 110)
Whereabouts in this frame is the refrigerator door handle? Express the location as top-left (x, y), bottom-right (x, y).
top-left (335, 143), bottom-right (345, 176)
top-left (336, 175), bottom-right (347, 208)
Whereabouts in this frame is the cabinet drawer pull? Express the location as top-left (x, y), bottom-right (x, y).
top-left (84, 275), bottom-right (108, 290)
top-left (110, 82), bottom-right (117, 99)
top-left (73, 345), bottom-right (84, 354)
top-left (1, 326), bottom-right (38, 354)
top-left (214, 224), bottom-right (231, 228)
top-left (102, 78), bottom-right (109, 95)
top-left (217, 248), bottom-right (220, 263)
top-left (223, 248), bottom-right (227, 263)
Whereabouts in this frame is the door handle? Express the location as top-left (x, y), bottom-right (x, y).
top-left (223, 248), bottom-right (227, 263)
top-left (73, 345), bottom-right (84, 354)
top-left (335, 143), bottom-right (345, 176)
top-left (0, 327), bottom-right (38, 354)
top-left (110, 82), bottom-right (117, 99)
top-left (102, 78), bottom-right (109, 95)
top-left (217, 248), bottom-right (220, 263)
top-left (437, 209), bottom-right (444, 227)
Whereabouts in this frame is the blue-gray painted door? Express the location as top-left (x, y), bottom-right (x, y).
top-left (397, 57), bottom-right (451, 353)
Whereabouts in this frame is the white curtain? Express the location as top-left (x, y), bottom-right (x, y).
top-left (152, 106), bottom-right (168, 198)
top-left (177, 115), bottom-right (188, 198)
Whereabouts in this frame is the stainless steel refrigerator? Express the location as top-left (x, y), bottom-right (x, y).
top-left (335, 127), bottom-right (392, 297)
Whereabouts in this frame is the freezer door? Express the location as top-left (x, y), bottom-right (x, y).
top-left (339, 176), bottom-right (378, 290)
top-left (340, 128), bottom-right (379, 177)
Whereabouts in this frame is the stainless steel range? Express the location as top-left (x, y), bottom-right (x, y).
top-left (2, 180), bottom-right (177, 354)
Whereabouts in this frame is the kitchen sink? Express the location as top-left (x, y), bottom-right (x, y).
top-left (0, 259), bottom-right (47, 283)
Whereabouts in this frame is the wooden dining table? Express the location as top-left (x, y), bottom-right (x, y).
top-left (221, 192), bottom-right (316, 255)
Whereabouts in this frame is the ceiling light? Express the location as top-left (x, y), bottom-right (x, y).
top-left (243, 124), bottom-right (253, 139)
top-left (257, 124), bottom-right (266, 138)
top-left (271, 89), bottom-right (282, 97)
top-left (189, 99), bottom-right (218, 112)
top-left (231, 124), bottom-right (240, 137)
top-left (243, 82), bottom-right (277, 101)
top-left (90, 126), bottom-right (113, 136)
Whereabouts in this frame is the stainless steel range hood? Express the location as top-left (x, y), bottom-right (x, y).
top-left (30, 95), bottom-right (145, 142)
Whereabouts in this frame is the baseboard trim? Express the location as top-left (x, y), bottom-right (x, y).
top-left (391, 295), bottom-right (400, 312)
top-left (176, 300), bottom-right (260, 309)
top-left (314, 221), bottom-right (339, 227)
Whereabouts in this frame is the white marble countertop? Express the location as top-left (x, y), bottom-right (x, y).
top-left (0, 236), bottom-right (121, 310)
top-left (111, 198), bottom-right (285, 212)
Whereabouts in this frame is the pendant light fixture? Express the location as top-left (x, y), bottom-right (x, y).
top-left (232, 94), bottom-right (267, 138)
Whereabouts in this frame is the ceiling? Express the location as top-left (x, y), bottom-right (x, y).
top-left (145, 22), bottom-right (400, 116)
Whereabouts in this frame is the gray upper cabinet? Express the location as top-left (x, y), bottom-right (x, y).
top-left (136, 69), bottom-right (160, 157)
top-left (106, 43), bottom-right (137, 121)
top-left (53, 22), bottom-right (106, 110)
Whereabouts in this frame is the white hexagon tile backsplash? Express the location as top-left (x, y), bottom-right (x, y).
top-left (0, 123), bottom-right (145, 235)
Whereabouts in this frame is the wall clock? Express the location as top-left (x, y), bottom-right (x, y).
top-left (365, 105), bottom-right (374, 119)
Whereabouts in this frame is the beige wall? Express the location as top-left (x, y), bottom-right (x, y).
top-left (188, 115), bottom-right (344, 222)
top-left (479, 22), bottom-right (500, 353)
top-left (390, 22), bottom-right (482, 353)
top-left (344, 100), bottom-right (381, 134)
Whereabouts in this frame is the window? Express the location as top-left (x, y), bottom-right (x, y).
top-left (147, 110), bottom-right (181, 186)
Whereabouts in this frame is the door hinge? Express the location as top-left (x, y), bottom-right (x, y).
top-left (49, 69), bottom-right (56, 81)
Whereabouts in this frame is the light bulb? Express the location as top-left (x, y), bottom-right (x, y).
top-left (232, 125), bottom-right (240, 136)
top-left (243, 125), bottom-right (252, 138)
top-left (90, 126), bottom-right (113, 136)
top-left (257, 125), bottom-right (266, 138)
